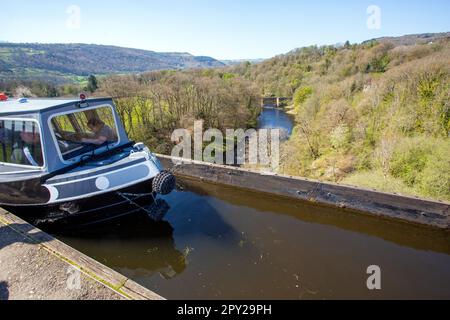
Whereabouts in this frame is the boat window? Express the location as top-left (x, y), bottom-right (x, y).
top-left (50, 106), bottom-right (119, 161)
top-left (0, 119), bottom-right (44, 167)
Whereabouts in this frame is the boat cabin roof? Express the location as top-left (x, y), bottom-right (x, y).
top-left (0, 98), bottom-right (113, 116)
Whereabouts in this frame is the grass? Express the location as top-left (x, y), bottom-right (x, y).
top-left (0, 67), bottom-right (89, 86)
top-left (342, 170), bottom-right (425, 199)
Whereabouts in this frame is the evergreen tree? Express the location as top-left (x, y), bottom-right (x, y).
top-left (87, 75), bottom-right (98, 93)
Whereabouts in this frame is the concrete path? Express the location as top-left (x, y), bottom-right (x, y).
top-left (0, 210), bottom-right (164, 300)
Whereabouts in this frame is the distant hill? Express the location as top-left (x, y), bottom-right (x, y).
top-left (363, 32), bottom-right (450, 46)
top-left (0, 43), bottom-right (225, 83)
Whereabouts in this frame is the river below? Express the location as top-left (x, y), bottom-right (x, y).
top-left (257, 107), bottom-right (294, 138)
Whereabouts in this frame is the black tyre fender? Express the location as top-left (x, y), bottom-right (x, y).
top-left (152, 170), bottom-right (176, 195)
top-left (147, 199), bottom-right (171, 222)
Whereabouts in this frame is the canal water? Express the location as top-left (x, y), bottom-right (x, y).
top-left (55, 177), bottom-right (450, 300)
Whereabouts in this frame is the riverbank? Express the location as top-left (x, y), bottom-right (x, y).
top-left (283, 105), bottom-right (296, 116)
top-left (0, 208), bottom-right (163, 300)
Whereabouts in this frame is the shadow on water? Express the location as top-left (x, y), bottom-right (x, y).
top-left (0, 281), bottom-right (9, 300)
top-left (162, 186), bottom-right (241, 241)
top-left (53, 213), bottom-right (188, 280)
top-left (52, 187), bottom-right (242, 281)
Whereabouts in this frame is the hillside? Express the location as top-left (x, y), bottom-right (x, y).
top-left (0, 43), bottom-right (225, 83)
top-left (230, 32), bottom-right (450, 97)
top-left (230, 34), bottom-right (450, 201)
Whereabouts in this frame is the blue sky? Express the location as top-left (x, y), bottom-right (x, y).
top-left (1, 0), bottom-right (449, 59)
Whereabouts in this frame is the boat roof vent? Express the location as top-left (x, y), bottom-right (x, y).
top-left (17, 98), bottom-right (28, 104)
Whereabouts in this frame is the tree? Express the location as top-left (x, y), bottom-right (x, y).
top-left (293, 86), bottom-right (313, 107)
top-left (86, 75), bottom-right (98, 93)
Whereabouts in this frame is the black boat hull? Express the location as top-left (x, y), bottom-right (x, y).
top-left (2, 177), bottom-right (159, 227)
top-left (0, 176), bottom-right (51, 206)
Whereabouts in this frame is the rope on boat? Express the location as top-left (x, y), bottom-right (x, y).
top-left (116, 192), bottom-right (156, 215)
top-left (117, 192), bottom-right (170, 222)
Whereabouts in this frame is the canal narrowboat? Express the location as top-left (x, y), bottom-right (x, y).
top-left (0, 96), bottom-right (175, 224)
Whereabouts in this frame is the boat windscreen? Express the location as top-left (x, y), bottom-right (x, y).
top-left (50, 106), bottom-right (119, 161)
top-left (0, 119), bottom-right (44, 168)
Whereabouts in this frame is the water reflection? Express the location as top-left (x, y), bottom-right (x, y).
top-left (56, 213), bottom-right (187, 280)
top-left (163, 184), bottom-right (240, 241)
top-left (54, 183), bottom-right (242, 282)
top-left (179, 178), bottom-right (450, 255)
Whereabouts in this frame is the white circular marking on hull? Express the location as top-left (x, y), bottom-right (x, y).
top-left (95, 176), bottom-right (110, 190)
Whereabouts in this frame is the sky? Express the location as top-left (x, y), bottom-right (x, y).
top-left (1, 0), bottom-right (450, 60)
